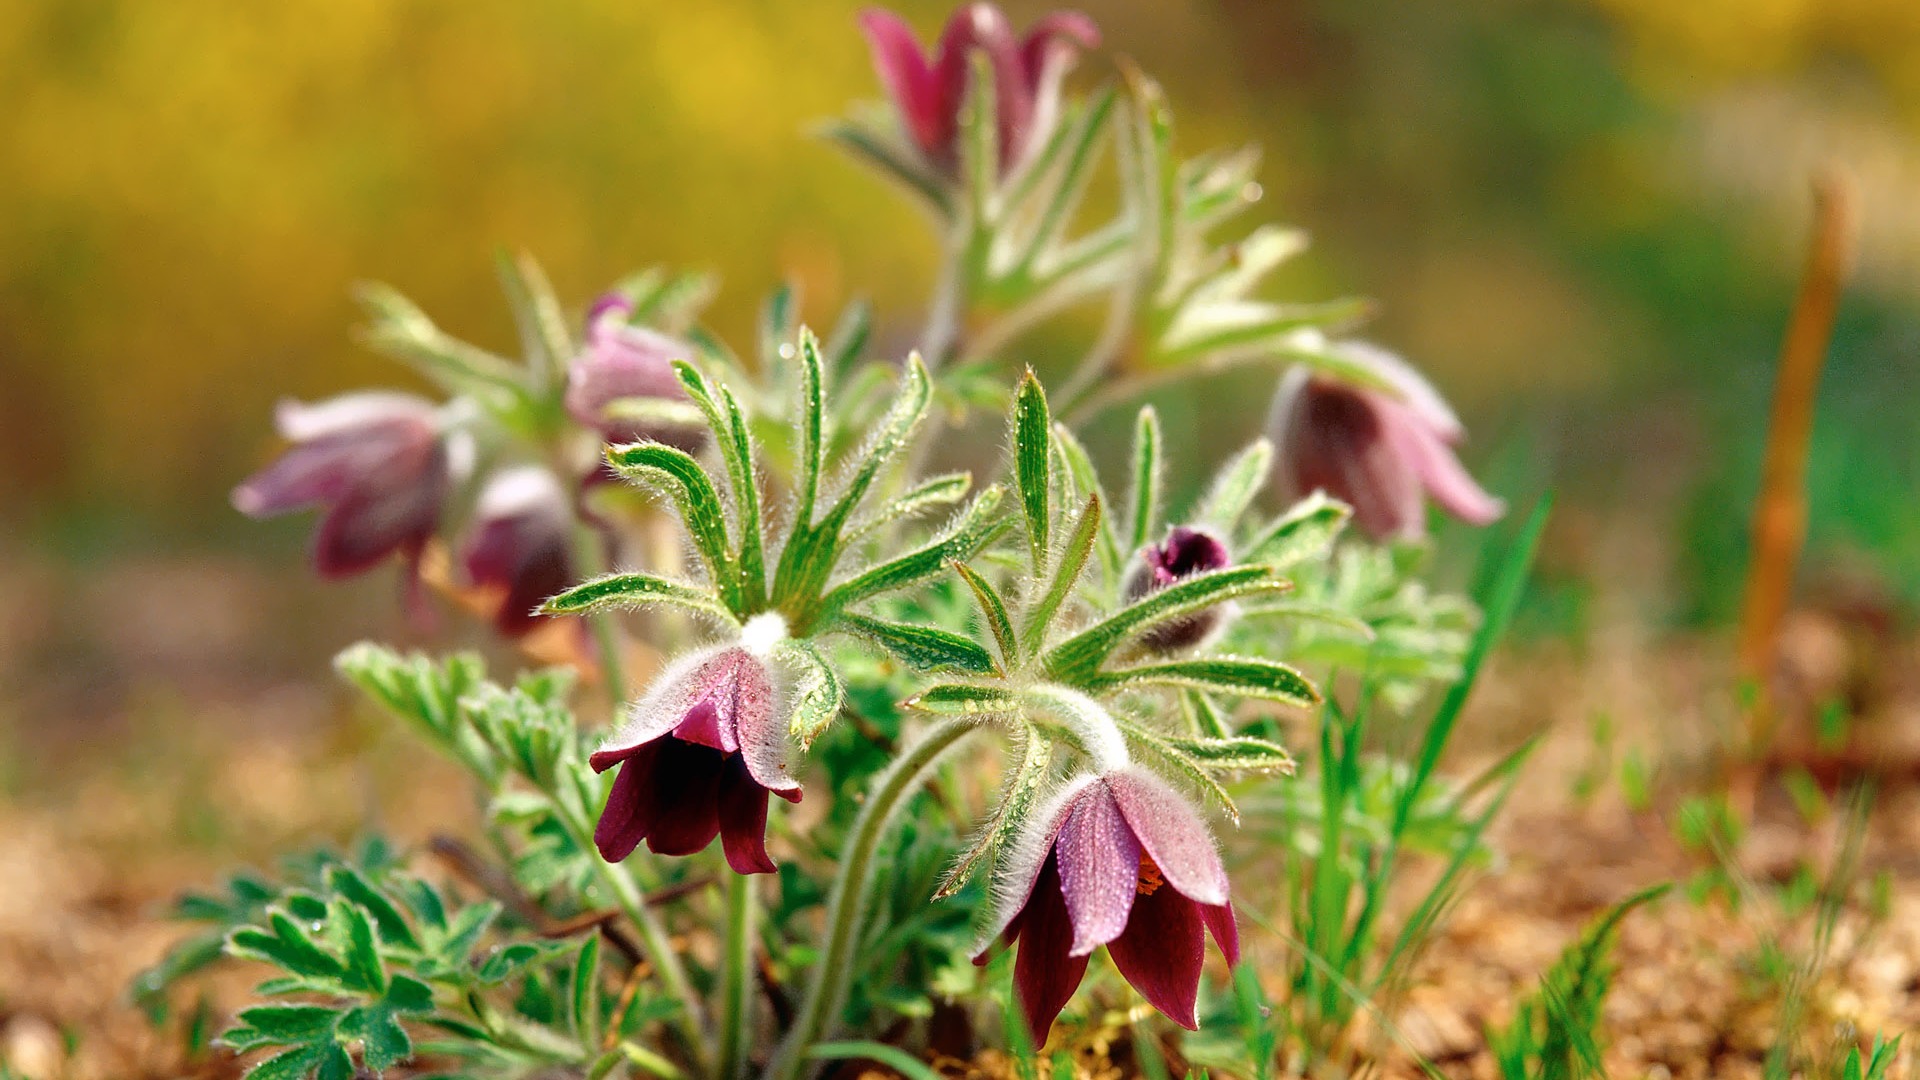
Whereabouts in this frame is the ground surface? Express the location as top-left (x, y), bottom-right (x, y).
top-left (0, 555), bottom-right (1915, 1078)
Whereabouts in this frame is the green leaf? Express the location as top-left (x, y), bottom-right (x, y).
top-left (1193, 437), bottom-right (1272, 532)
top-left (824, 298), bottom-right (873, 379)
top-left (338, 1004), bottom-right (413, 1073)
top-left (606, 442), bottom-right (738, 611)
top-left (228, 911), bottom-right (345, 981)
top-left (1043, 566), bottom-right (1289, 681)
top-left (226, 1006), bottom-right (339, 1049)
top-left (951, 559), bottom-right (1019, 671)
top-left (1086, 656), bottom-right (1319, 708)
top-left (903, 683), bottom-right (1017, 716)
top-left (793, 327), bottom-right (827, 528)
top-left (847, 471), bottom-right (972, 543)
top-left (1244, 491), bottom-right (1351, 571)
top-left (937, 724), bottom-right (1053, 899)
top-left (541, 571), bottom-right (733, 622)
top-left (571, 934), bottom-right (601, 1050)
top-left (782, 641), bottom-right (846, 750)
top-left (245, 1041), bottom-right (354, 1080)
top-left (1050, 423), bottom-right (1123, 584)
top-left (1162, 733), bottom-right (1295, 774)
top-left (1013, 370), bottom-right (1052, 567)
top-left (760, 282), bottom-right (797, 377)
top-left (1022, 494), bottom-right (1101, 654)
top-left (838, 613), bottom-right (996, 675)
top-left (334, 899), bottom-right (387, 994)
top-left (672, 360), bottom-right (765, 609)
top-left (324, 867), bottom-right (418, 951)
top-left (351, 282), bottom-right (523, 401)
top-left (1126, 406), bottom-right (1163, 552)
top-left (475, 941), bottom-right (551, 984)
top-left (1181, 690), bottom-right (1233, 739)
top-left (1113, 716), bottom-right (1239, 823)
top-left (1017, 85), bottom-right (1118, 267)
top-left (494, 249), bottom-right (573, 389)
top-left (819, 120), bottom-right (953, 217)
top-left (813, 485), bottom-right (1006, 621)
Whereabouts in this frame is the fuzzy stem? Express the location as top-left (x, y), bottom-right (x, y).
top-left (571, 520), bottom-right (629, 709)
top-left (555, 806), bottom-right (713, 1074)
top-left (766, 719), bottom-right (978, 1080)
top-left (717, 872), bottom-right (757, 1080)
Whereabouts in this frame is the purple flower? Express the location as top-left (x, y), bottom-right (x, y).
top-left (232, 392), bottom-right (461, 581)
top-left (566, 296), bottom-right (705, 452)
top-left (590, 635), bottom-right (802, 875)
top-left (859, 4), bottom-right (1099, 180)
top-left (460, 466), bottom-right (574, 637)
top-left (976, 768), bottom-right (1239, 1038)
top-left (1267, 343), bottom-right (1504, 541)
top-left (1120, 525), bottom-right (1233, 652)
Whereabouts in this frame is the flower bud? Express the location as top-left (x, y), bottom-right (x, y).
top-left (460, 466), bottom-right (574, 637)
top-left (1267, 343), bottom-right (1504, 541)
top-left (1120, 525), bottom-right (1233, 653)
top-left (565, 296), bottom-right (705, 452)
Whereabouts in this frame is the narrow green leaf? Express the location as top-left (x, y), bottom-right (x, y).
top-left (1013, 371), bottom-right (1052, 567)
top-left (794, 327), bottom-right (826, 528)
top-left (1193, 437), bottom-right (1272, 532)
top-left (1019, 85), bottom-right (1118, 266)
top-left (334, 899), bottom-right (387, 994)
top-left (951, 559), bottom-right (1019, 671)
top-left (1163, 733), bottom-right (1295, 774)
top-left (1182, 690), bottom-right (1233, 739)
top-left (937, 724), bottom-right (1053, 899)
top-left (1086, 656), bottom-right (1319, 708)
top-left (819, 120), bottom-right (953, 217)
top-left (1050, 423), bottom-right (1123, 584)
top-left (903, 683), bottom-right (1017, 716)
top-left (228, 911), bottom-right (344, 981)
top-left (339, 1005), bottom-right (412, 1073)
top-left (760, 283), bottom-right (797, 376)
top-left (782, 641), bottom-right (845, 751)
top-left (1114, 716), bottom-right (1238, 823)
top-left (1022, 494), bottom-right (1101, 654)
top-left (671, 361), bottom-right (765, 609)
top-left (571, 934), bottom-right (601, 1050)
top-left (847, 471), bottom-right (971, 543)
top-left (1126, 405), bottom-right (1162, 552)
top-left (1245, 491), bottom-right (1351, 570)
top-left (606, 442), bottom-right (738, 611)
top-left (837, 613), bottom-right (996, 675)
top-left (541, 572), bottom-right (733, 622)
top-left (1043, 566), bottom-right (1289, 681)
top-left (351, 282), bottom-right (523, 399)
top-left (813, 485), bottom-right (1005, 621)
top-left (227, 1006), bottom-right (339, 1046)
top-left (494, 250), bottom-right (573, 389)
top-left (824, 299), bottom-right (873, 380)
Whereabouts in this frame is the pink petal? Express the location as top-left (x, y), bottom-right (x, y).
top-left (718, 757), bottom-right (777, 875)
top-left (1385, 401), bottom-right (1506, 527)
top-left (1010, 11), bottom-right (1099, 169)
top-left (273, 392), bottom-right (437, 442)
top-left (594, 643), bottom-right (731, 760)
top-left (860, 8), bottom-right (944, 157)
top-left (974, 774), bottom-right (1099, 954)
top-left (730, 653), bottom-right (799, 795)
top-left (1106, 768), bottom-right (1229, 907)
top-left (932, 4), bottom-right (1023, 168)
top-left (1052, 786), bottom-right (1140, 956)
top-left (1106, 882), bottom-right (1206, 1029)
top-left (1011, 855), bottom-right (1092, 1041)
top-left (1335, 341), bottom-right (1463, 440)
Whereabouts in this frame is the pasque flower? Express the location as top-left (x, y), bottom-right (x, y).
top-left (232, 392), bottom-right (462, 581)
top-left (460, 466), bottom-right (574, 637)
top-left (1267, 342), bottom-right (1504, 540)
top-left (978, 767), bottom-right (1239, 1038)
top-left (1120, 525), bottom-right (1233, 652)
top-left (591, 615), bottom-right (802, 875)
top-left (859, 4), bottom-right (1099, 179)
top-left (566, 295), bottom-right (705, 452)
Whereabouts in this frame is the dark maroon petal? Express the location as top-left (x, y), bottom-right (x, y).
top-left (232, 434), bottom-right (367, 517)
top-left (311, 445), bottom-right (446, 578)
top-left (1052, 785), bottom-right (1139, 955)
top-left (1202, 901), bottom-right (1240, 967)
top-left (1011, 855), bottom-right (1091, 1042)
top-left (1007, 11), bottom-right (1098, 167)
top-left (1281, 376), bottom-right (1424, 540)
top-left (643, 740), bottom-right (725, 857)
top-left (929, 5), bottom-right (1021, 169)
top-left (1106, 881), bottom-right (1206, 1030)
top-left (594, 741), bottom-right (663, 862)
top-left (717, 756), bottom-right (777, 875)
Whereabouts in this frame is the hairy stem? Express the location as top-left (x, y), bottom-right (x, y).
top-left (571, 520), bottom-right (629, 709)
top-left (766, 719), bottom-right (978, 1080)
top-left (717, 873), bottom-right (757, 1080)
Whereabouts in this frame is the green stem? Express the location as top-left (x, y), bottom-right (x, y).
top-left (766, 719), bottom-right (978, 1080)
top-left (717, 873), bottom-right (756, 1080)
top-left (556, 807), bottom-right (713, 1075)
top-left (570, 521), bottom-right (628, 709)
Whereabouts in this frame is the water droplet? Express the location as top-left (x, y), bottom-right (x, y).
top-left (778, 343), bottom-right (797, 360)
top-left (1242, 182), bottom-right (1263, 203)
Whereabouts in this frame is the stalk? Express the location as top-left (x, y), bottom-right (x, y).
top-left (766, 718), bottom-right (978, 1080)
top-left (571, 520), bottom-right (629, 709)
top-left (716, 873), bottom-right (757, 1080)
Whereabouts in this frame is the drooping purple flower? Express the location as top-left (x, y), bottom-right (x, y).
top-left (232, 392), bottom-right (461, 581)
top-left (460, 466), bottom-right (574, 637)
top-left (1267, 343), bottom-right (1504, 541)
top-left (859, 4), bottom-right (1100, 180)
top-left (566, 296), bottom-right (705, 453)
top-left (976, 767), bottom-right (1239, 1038)
top-left (1120, 525), bottom-right (1233, 652)
top-left (590, 631), bottom-right (802, 875)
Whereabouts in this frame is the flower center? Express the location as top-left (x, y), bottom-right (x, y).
top-left (1136, 852), bottom-right (1164, 896)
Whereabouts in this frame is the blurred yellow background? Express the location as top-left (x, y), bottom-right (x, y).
top-left (5, 0), bottom-right (1920, 621)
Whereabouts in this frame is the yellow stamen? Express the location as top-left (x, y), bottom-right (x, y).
top-left (1136, 853), bottom-right (1164, 896)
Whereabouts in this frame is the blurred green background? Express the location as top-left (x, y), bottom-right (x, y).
top-left (5, 0), bottom-right (1920, 628)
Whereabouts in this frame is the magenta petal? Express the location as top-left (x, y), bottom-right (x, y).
top-left (594, 741), bottom-right (663, 862)
top-left (717, 756), bottom-right (777, 875)
top-left (643, 740), bottom-right (724, 857)
top-left (730, 655), bottom-right (798, 797)
top-left (860, 8), bottom-right (943, 156)
top-left (1012, 855), bottom-right (1092, 1042)
top-left (672, 698), bottom-right (731, 752)
top-left (1052, 786), bottom-right (1140, 956)
top-left (1202, 901), bottom-right (1240, 967)
top-left (1106, 882), bottom-right (1206, 1030)
top-left (231, 436), bottom-right (364, 517)
top-left (1106, 768), bottom-right (1229, 907)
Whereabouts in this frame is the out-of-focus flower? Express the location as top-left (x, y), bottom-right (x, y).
top-left (590, 617), bottom-right (802, 875)
top-left (859, 4), bottom-right (1099, 179)
top-left (461, 466), bottom-right (574, 637)
top-left (1267, 343), bottom-right (1504, 540)
top-left (976, 767), bottom-right (1238, 1038)
top-left (232, 392), bottom-right (462, 581)
top-left (1120, 525), bottom-right (1233, 652)
top-left (566, 296), bottom-right (705, 452)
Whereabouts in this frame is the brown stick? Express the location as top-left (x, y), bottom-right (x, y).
top-left (1737, 171), bottom-right (1857, 754)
